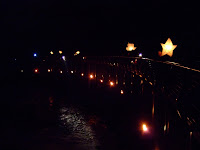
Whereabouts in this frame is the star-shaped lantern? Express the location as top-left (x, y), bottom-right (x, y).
top-left (161, 38), bottom-right (177, 57)
top-left (126, 43), bottom-right (136, 51)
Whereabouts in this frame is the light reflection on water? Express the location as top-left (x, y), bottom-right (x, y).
top-left (59, 106), bottom-right (99, 150)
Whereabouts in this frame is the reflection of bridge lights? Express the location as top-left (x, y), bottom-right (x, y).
top-left (110, 81), bottom-right (114, 86)
top-left (89, 74), bottom-right (94, 79)
top-left (81, 73), bottom-right (84, 76)
top-left (59, 51), bottom-right (63, 54)
top-left (121, 90), bottom-right (124, 94)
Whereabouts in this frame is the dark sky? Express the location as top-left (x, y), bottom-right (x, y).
top-left (2, 0), bottom-right (200, 59)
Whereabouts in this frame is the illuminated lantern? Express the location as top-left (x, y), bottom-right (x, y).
top-left (126, 43), bottom-right (136, 51)
top-left (100, 79), bottom-right (103, 83)
top-left (81, 73), bottom-right (84, 76)
top-left (48, 69), bottom-right (51, 72)
top-left (161, 38), bottom-right (177, 57)
top-left (50, 51), bottom-right (54, 55)
top-left (59, 51), bottom-right (63, 54)
top-left (60, 70), bottom-right (63, 74)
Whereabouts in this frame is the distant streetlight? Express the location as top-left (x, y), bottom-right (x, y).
top-left (34, 53), bottom-right (37, 57)
top-left (62, 56), bottom-right (66, 61)
top-left (121, 90), bottom-right (124, 94)
top-left (74, 51), bottom-right (80, 56)
top-left (126, 43), bottom-right (136, 51)
top-left (50, 51), bottom-right (54, 55)
top-left (59, 51), bottom-right (63, 54)
top-left (139, 53), bottom-right (142, 57)
top-left (110, 81), bottom-right (114, 87)
top-left (89, 74), bottom-right (94, 79)
top-left (161, 38), bottom-right (177, 57)
top-left (81, 73), bottom-right (84, 76)
top-left (142, 124), bottom-right (148, 132)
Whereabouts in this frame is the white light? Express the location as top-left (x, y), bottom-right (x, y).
top-left (62, 56), bottom-right (66, 61)
top-left (34, 53), bottom-right (37, 57)
top-left (139, 53), bottom-right (142, 57)
top-left (71, 71), bottom-right (74, 74)
top-left (60, 70), bottom-right (63, 74)
top-left (48, 69), bottom-right (51, 72)
top-left (21, 70), bottom-right (23, 73)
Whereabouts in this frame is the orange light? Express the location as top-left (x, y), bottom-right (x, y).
top-left (126, 43), bottom-right (137, 51)
top-left (59, 50), bottom-right (63, 54)
top-left (34, 69), bottom-right (38, 73)
top-left (121, 90), bottom-right (124, 94)
top-left (50, 51), bottom-right (54, 55)
top-left (161, 38), bottom-right (177, 57)
top-left (110, 81), bottom-right (114, 86)
top-left (142, 124), bottom-right (148, 132)
top-left (81, 73), bottom-right (84, 76)
top-left (48, 69), bottom-right (51, 72)
top-left (100, 79), bottom-right (103, 83)
top-left (89, 74), bottom-right (94, 79)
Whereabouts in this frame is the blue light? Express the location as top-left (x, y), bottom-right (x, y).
top-left (34, 53), bottom-right (37, 57)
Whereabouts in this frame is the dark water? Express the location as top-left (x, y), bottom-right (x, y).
top-left (0, 73), bottom-right (199, 150)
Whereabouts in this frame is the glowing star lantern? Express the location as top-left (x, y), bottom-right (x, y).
top-left (161, 38), bottom-right (177, 57)
top-left (59, 51), bottom-right (63, 54)
top-left (50, 51), bottom-right (54, 55)
top-left (126, 43), bottom-right (136, 51)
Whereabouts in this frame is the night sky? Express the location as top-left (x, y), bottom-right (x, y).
top-left (2, 0), bottom-right (200, 59)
